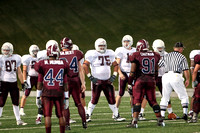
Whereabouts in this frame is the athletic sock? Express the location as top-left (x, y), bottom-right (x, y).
top-left (13, 105), bottom-right (20, 121)
top-left (87, 101), bottom-right (96, 116)
top-left (109, 104), bottom-right (118, 117)
top-left (0, 107), bottom-right (3, 117)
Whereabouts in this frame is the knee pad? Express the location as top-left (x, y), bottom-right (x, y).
top-left (133, 105), bottom-right (141, 113)
top-left (153, 105), bottom-right (160, 113)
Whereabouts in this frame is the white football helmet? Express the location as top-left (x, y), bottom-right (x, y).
top-left (46, 40), bottom-right (60, 58)
top-left (29, 44), bottom-right (40, 57)
top-left (95, 38), bottom-right (107, 53)
top-left (152, 39), bottom-right (165, 56)
top-left (122, 35), bottom-right (133, 49)
top-left (1, 42), bottom-right (13, 57)
top-left (72, 44), bottom-right (79, 50)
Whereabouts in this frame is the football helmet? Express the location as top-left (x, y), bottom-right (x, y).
top-left (152, 39), bottom-right (165, 56)
top-left (29, 44), bottom-right (40, 57)
top-left (95, 38), bottom-right (107, 53)
top-left (136, 39), bottom-right (149, 52)
top-left (72, 44), bottom-right (79, 50)
top-left (60, 37), bottom-right (73, 49)
top-left (122, 35), bottom-right (133, 49)
top-left (46, 40), bottom-right (60, 57)
top-left (1, 42), bottom-right (13, 57)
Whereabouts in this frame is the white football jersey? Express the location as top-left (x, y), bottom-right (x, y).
top-left (85, 49), bottom-right (115, 80)
top-left (22, 54), bottom-right (38, 77)
top-left (115, 47), bottom-right (136, 73)
top-left (37, 50), bottom-right (48, 61)
top-left (0, 54), bottom-right (21, 82)
top-left (189, 50), bottom-right (200, 60)
top-left (158, 51), bottom-right (168, 77)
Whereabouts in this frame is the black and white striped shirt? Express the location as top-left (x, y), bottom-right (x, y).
top-left (158, 51), bottom-right (189, 73)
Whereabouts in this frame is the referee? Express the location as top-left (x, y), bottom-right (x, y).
top-left (159, 42), bottom-right (190, 121)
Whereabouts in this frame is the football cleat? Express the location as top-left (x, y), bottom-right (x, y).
top-left (188, 110), bottom-right (193, 119)
top-left (19, 108), bottom-right (26, 116)
top-left (188, 118), bottom-right (197, 123)
top-left (182, 114), bottom-right (188, 121)
top-left (86, 114), bottom-right (91, 122)
top-left (35, 117), bottom-right (42, 125)
top-left (69, 119), bottom-right (76, 124)
top-left (114, 113), bottom-right (126, 122)
top-left (65, 125), bottom-right (71, 130)
top-left (126, 120), bottom-right (138, 128)
top-left (17, 120), bottom-right (27, 125)
top-left (138, 113), bottom-right (146, 121)
top-left (82, 121), bottom-right (87, 129)
top-left (157, 119), bottom-right (165, 127)
top-left (112, 113), bottom-right (115, 119)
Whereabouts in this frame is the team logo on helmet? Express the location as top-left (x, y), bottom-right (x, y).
top-left (136, 39), bottom-right (149, 52)
top-left (60, 37), bottom-right (73, 49)
top-left (46, 40), bottom-right (60, 58)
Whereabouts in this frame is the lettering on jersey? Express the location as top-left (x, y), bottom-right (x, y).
top-left (60, 51), bottom-right (74, 55)
top-left (140, 53), bottom-right (154, 56)
top-left (44, 60), bottom-right (64, 65)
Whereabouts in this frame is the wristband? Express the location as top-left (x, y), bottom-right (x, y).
top-left (87, 73), bottom-right (91, 77)
top-left (36, 90), bottom-right (42, 97)
top-left (113, 72), bottom-right (118, 76)
top-left (190, 67), bottom-right (194, 69)
top-left (64, 91), bottom-right (69, 99)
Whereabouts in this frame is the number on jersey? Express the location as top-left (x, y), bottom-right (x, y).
top-left (70, 57), bottom-right (78, 73)
top-left (44, 68), bottom-right (64, 86)
top-left (142, 58), bottom-right (155, 74)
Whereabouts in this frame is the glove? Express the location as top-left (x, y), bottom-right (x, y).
top-left (88, 75), bottom-right (98, 84)
top-left (36, 97), bottom-right (42, 108)
top-left (64, 98), bottom-right (69, 109)
top-left (127, 84), bottom-right (133, 95)
top-left (108, 75), bottom-right (116, 83)
top-left (192, 80), bottom-right (198, 88)
top-left (22, 81), bottom-right (29, 91)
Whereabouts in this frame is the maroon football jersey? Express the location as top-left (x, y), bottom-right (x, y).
top-left (34, 59), bottom-right (69, 97)
top-left (59, 50), bottom-right (84, 78)
top-left (194, 54), bottom-right (200, 82)
top-left (129, 51), bottom-right (160, 76)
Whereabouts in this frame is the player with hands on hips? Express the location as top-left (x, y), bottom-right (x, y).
top-left (83, 38), bottom-right (125, 122)
top-left (0, 42), bottom-right (27, 125)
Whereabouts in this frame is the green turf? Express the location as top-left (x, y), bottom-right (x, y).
top-left (0, 96), bottom-right (199, 133)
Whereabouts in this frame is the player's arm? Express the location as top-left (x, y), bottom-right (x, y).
top-left (83, 60), bottom-right (98, 84)
top-left (63, 73), bottom-right (69, 109)
top-left (78, 61), bottom-right (86, 92)
top-left (36, 73), bottom-right (43, 108)
top-left (183, 69), bottom-right (190, 87)
top-left (192, 64), bottom-right (200, 88)
top-left (23, 65), bottom-right (28, 81)
top-left (190, 59), bottom-right (195, 74)
top-left (108, 61), bottom-right (118, 83)
top-left (116, 58), bottom-right (125, 80)
top-left (17, 66), bottom-right (24, 84)
top-left (128, 62), bottom-right (137, 85)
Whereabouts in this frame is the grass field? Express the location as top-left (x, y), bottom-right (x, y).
top-left (0, 96), bottom-right (199, 133)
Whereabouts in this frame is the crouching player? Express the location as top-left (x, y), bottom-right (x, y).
top-left (34, 40), bottom-right (69, 133)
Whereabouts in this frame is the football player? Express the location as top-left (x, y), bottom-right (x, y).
top-left (34, 40), bottom-right (67, 133)
top-left (189, 54), bottom-right (200, 123)
top-left (188, 47), bottom-right (200, 118)
top-left (59, 37), bottom-right (87, 130)
top-left (127, 39), bottom-right (164, 128)
top-left (152, 39), bottom-right (178, 119)
top-left (0, 42), bottom-right (27, 125)
top-left (19, 45), bottom-right (39, 117)
top-left (114, 35), bottom-right (136, 118)
top-left (83, 38), bottom-right (126, 122)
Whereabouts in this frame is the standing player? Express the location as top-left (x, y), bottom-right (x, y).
top-left (20, 45), bottom-right (40, 116)
top-left (127, 39), bottom-right (164, 128)
top-left (189, 54), bottom-right (200, 123)
top-left (188, 48), bottom-right (200, 118)
top-left (83, 38), bottom-right (126, 122)
top-left (60, 37), bottom-right (87, 130)
top-left (34, 40), bottom-right (67, 133)
top-left (159, 42), bottom-right (190, 121)
top-left (152, 39), bottom-right (178, 119)
top-left (0, 42), bottom-right (27, 125)
top-left (115, 35), bottom-right (138, 119)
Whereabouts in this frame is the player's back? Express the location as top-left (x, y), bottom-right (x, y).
top-left (59, 50), bottom-right (83, 78)
top-left (35, 59), bottom-right (68, 97)
top-left (130, 51), bottom-right (160, 76)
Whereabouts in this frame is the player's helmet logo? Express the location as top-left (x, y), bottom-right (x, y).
top-left (122, 35), bottom-right (133, 49)
top-left (1, 42), bottom-right (13, 57)
top-left (29, 44), bottom-right (40, 57)
top-left (46, 40), bottom-right (60, 58)
top-left (95, 38), bottom-right (107, 53)
top-left (152, 39), bottom-right (165, 56)
top-left (60, 37), bottom-right (73, 50)
top-left (136, 39), bottom-right (149, 52)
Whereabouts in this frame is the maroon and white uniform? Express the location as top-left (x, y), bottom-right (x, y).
top-left (0, 54), bottom-right (21, 106)
top-left (59, 50), bottom-right (84, 106)
top-left (34, 59), bottom-right (68, 118)
top-left (85, 49), bottom-right (116, 104)
top-left (115, 47), bottom-right (136, 96)
top-left (190, 50), bottom-right (200, 83)
top-left (129, 51), bottom-right (160, 106)
top-left (22, 54), bottom-right (38, 96)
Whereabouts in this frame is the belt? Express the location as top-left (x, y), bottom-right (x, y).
top-left (165, 71), bottom-right (181, 74)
